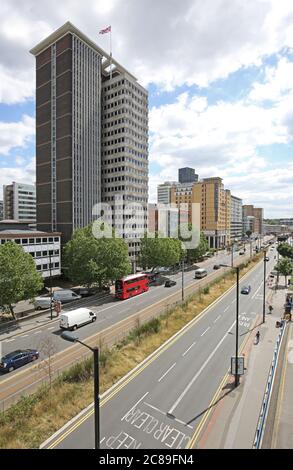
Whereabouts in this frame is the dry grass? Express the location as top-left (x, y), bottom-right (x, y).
top-left (0, 253), bottom-right (262, 449)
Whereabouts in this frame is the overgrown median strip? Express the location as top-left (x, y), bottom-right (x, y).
top-left (0, 254), bottom-right (262, 449)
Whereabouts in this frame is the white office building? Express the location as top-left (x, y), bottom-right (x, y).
top-left (3, 182), bottom-right (36, 223)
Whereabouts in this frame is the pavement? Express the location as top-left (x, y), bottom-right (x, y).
top-left (194, 280), bottom-right (287, 449)
top-left (41, 249), bottom-right (277, 449)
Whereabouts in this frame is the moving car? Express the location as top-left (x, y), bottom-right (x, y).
top-left (71, 287), bottom-right (95, 297)
top-left (59, 308), bottom-right (97, 330)
top-left (213, 264), bottom-right (221, 270)
top-left (164, 280), bottom-right (177, 287)
top-left (0, 349), bottom-right (39, 373)
top-left (194, 268), bottom-right (208, 279)
top-left (53, 290), bottom-right (81, 304)
top-left (241, 285), bottom-right (251, 295)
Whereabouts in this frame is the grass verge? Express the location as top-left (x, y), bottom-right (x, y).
top-left (0, 254), bottom-right (262, 448)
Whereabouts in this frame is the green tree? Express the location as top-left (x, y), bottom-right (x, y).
top-left (139, 234), bottom-right (184, 270)
top-left (185, 232), bottom-right (209, 264)
top-left (0, 242), bottom-right (44, 318)
top-left (63, 224), bottom-right (131, 289)
top-left (277, 243), bottom-right (293, 260)
top-left (246, 230), bottom-right (252, 238)
top-left (276, 258), bottom-right (293, 286)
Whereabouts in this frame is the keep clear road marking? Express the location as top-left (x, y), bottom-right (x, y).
top-left (158, 362), bottom-right (176, 382)
top-left (167, 320), bottom-right (236, 417)
top-left (122, 392), bottom-right (150, 421)
top-left (182, 342), bottom-right (196, 357)
top-left (144, 402), bottom-right (193, 429)
top-left (201, 327), bottom-right (210, 337)
top-left (214, 315), bottom-right (221, 323)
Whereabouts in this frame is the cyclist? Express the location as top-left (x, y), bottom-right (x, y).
top-left (268, 305), bottom-right (273, 314)
top-left (256, 331), bottom-right (260, 342)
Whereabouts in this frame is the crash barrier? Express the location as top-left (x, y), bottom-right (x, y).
top-left (253, 320), bottom-right (287, 449)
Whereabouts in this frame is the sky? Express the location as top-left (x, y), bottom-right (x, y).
top-left (0, 0), bottom-right (293, 218)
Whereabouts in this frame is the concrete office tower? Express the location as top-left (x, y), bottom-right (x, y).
top-left (101, 69), bottom-right (148, 259)
top-left (31, 22), bottom-right (148, 251)
top-left (231, 195), bottom-right (243, 241)
top-left (3, 182), bottom-right (36, 222)
top-left (242, 205), bottom-right (264, 235)
top-left (178, 167), bottom-right (198, 184)
top-left (157, 182), bottom-right (178, 205)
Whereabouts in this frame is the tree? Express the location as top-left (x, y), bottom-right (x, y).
top-left (277, 243), bottom-right (293, 260)
top-left (246, 230), bottom-right (252, 238)
top-left (185, 232), bottom-right (209, 264)
top-left (0, 242), bottom-right (44, 319)
top-left (139, 234), bottom-right (184, 270)
top-left (63, 224), bottom-right (131, 288)
top-left (275, 258), bottom-right (293, 286)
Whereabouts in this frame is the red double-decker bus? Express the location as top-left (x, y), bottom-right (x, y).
top-left (115, 274), bottom-right (149, 300)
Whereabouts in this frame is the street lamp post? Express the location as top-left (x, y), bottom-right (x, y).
top-left (220, 263), bottom-right (240, 387)
top-left (49, 252), bottom-right (53, 320)
top-left (182, 258), bottom-right (185, 302)
top-left (263, 250), bottom-right (267, 324)
top-left (61, 332), bottom-right (100, 449)
top-left (231, 243), bottom-right (234, 267)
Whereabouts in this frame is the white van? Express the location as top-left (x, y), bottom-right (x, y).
top-left (194, 268), bottom-right (208, 279)
top-left (60, 308), bottom-right (97, 330)
top-left (34, 296), bottom-right (53, 310)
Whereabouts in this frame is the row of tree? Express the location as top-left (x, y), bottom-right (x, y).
top-left (276, 243), bottom-right (293, 285)
top-left (0, 224), bottom-right (210, 316)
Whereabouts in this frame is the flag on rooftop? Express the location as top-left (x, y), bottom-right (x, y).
top-left (99, 26), bottom-right (111, 34)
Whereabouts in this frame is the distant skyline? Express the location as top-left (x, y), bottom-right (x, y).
top-left (0, 0), bottom-right (293, 217)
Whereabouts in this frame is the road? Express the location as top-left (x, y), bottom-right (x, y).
top-left (43, 247), bottom-right (277, 449)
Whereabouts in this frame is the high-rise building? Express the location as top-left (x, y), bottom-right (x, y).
top-left (30, 22), bottom-right (148, 255)
top-left (171, 182), bottom-right (195, 223)
top-left (178, 167), bottom-right (198, 184)
top-left (0, 201), bottom-right (3, 221)
top-left (3, 182), bottom-right (36, 223)
top-left (242, 205), bottom-right (264, 235)
top-left (157, 181), bottom-right (178, 205)
top-left (231, 195), bottom-right (243, 241)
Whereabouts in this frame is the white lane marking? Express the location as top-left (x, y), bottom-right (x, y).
top-left (20, 334), bottom-right (29, 338)
top-left (201, 326), bottom-right (210, 337)
top-left (224, 306), bottom-right (229, 312)
top-left (158, 362), bottom-right (176, 382)
top-left (144, 402), bottom-right (193, 429)
top-left (4, 338), bottom-right (15, 342)
top-left (182, 342), bottom-right (196, 357)
top-left (47, 327), bottom-right (55, 330)
top-left (252, 281), bottom-right (263, 299)
top-left (33, 330), bottom-right (42, 335)
top-left (167, 320), bottom-right (236, 416)
top-left (100, 437), bottom-right (105, 444)
top-left (214, 315), bottom-right (221, 323)
top-left (121, 392), bottom-right (149, 421)
top-left (232, 299), bottom-right (236, 304)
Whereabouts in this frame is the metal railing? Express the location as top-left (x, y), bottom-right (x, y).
top-left (253, 320), bottom-right (287, 449)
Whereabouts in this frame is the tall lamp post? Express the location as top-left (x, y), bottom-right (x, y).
top-left (181, 257), bottom-right (185, 302)
top-left (220, 263), bottom-right (240, 387)
top-left (49, 252), bottom-right (53, 320)
top-left (61, 332), bottom-right (100, 449)
top-left (263, 250), bottom-right (268, 323)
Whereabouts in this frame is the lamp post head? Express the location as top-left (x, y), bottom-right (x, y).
top-left (61, 331), bottom-right (78, 343)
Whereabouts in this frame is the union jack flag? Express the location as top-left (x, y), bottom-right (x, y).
top-left (99, 25), bottom-right (111, 34)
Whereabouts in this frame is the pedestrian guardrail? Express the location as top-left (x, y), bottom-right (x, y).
top-left (253, 320), bottom-right (287, 449)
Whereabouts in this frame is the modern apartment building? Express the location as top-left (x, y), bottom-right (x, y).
top-left (3, 182), bottom-right (36, 223)
top-left (178, 167), bottom-right (198, 184)
top-left (192, 177), bottom-right (231, 248)
top-left (157, 181), bottom-right (178, 205)
top-left (30, 22), bottom-right (148, 257)
top-left (231, 195), bottom-right (243, 241)
top-left (171, 182), bottom-right (195, 223)
top-left (0, 201), bottom-right (3, 221)
top-left (243, 205), bottom-right (264, 235)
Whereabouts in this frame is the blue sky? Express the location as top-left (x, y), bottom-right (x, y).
top-left (0, 0), bottom-right (293, 217)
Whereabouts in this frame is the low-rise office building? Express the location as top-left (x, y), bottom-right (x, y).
top-left (3, 182), bottom-right (36, 223)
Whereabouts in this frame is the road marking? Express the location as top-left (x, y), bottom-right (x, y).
top-left (224, 306), bottom-right (229, 312)
top-left (158, 362), bottom-right (176, 382)
top-left (214, 315), bottom-right (221, 323)
top-left (232, 299), bottom-right (236, 304)
top-left (182, 342), bottom-right (196, 357)
top-left (20, 334), bottom-right (29, 338)
top-left (144, 402), bottom-right (193, 429)
top-left (100, 437), bottom-right (105, 444)
top-left (33, 330), bottom-right (42, 334)
top-left (201, 327), bottom-right (210, 337)
top-left (167, 320), bottom-right (236, 416)
top-left (4, 338), bottom-right (15, 342)
top-left (47, 327), bottom-right (55, 330)
top-left (252, 281), bottom-right (263, 299)
top-left (121, 392), bottom-right (150, 421)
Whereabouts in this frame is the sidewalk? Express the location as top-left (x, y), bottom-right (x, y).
top-left (195, 284), bottom-right (287, 449)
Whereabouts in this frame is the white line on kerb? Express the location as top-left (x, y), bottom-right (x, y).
top-left (201, 327), bottom-right (210, 337)
top-left (167, 320), bottom-right (236, 416)
top-left (214, 315), bottom-right (221, 323)
top-left (47, 327), bottom-right (55, 330)
top-left (20, 334), bottom-right (29, 338)
top-left (158, 363), bottom-right (176, 382)
top-left (182, 342), bottom-right (196, 357)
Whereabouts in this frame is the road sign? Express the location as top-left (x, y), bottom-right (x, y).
top-left (231, 356), bottom-right (245, 375)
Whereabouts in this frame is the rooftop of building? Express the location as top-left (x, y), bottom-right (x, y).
top-left (0, 230), bottom-right (61, 238)
top-left (30, 21), bottom-right (138, 83)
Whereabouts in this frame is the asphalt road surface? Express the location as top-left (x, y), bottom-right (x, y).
top-left (43, 249), bottom-right (277, 449)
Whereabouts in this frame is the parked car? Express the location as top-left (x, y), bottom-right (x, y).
top-left (71, 287), bottom-right (95, 297)
top-left (241, 285), bottom-right (251, 295)
top-left (164, 280), bottom-right (177, 287)
top-left (34, 295), bottom-right (53, 310)
top-left (213, 264), bottom-right (221, 270)
top-left (53, 290), bottom-right (81, 304)
top-left (0, 349), bottom-right (39, 373)
top-left (59, 308), bottom-right (97, 331)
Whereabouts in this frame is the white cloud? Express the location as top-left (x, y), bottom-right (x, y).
top-left (0, 115), bottom-right (35, 155)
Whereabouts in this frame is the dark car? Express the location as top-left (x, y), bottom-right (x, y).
top-left (213, 264), bottom-right (221, 270)
top-left (241, 285), bottom-right (251, 295)
top-left (0, 349), bottom-right (39, 373)
top-left (164, 280), bottom-right (177, 287)
top-left (239, 251), bottom-right (245, 255)
top-left (71, 287), bottom-right (94, 297)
